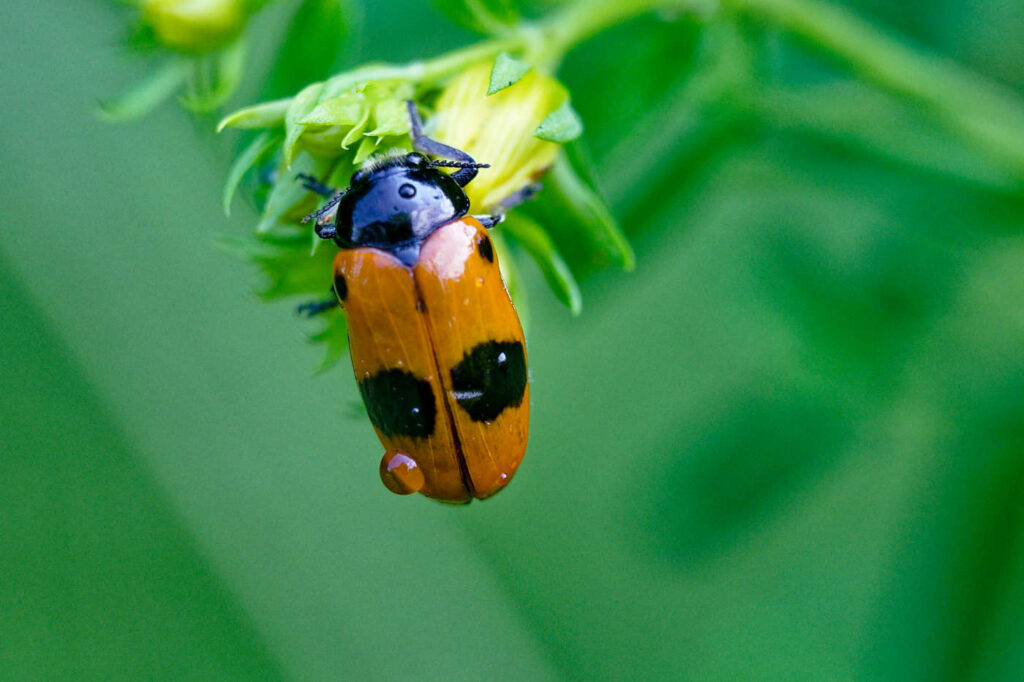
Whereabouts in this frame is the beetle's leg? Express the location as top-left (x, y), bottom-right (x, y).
top-left (297, 295), bottom-right (339, 317)
top-left (406, 101), bottom-right (484, 187)
top-left (471, 182), bottom-right (542, 229)
top-left (296, 173), bottom-right (335, 197)
top-left (473, 214), bottom-right (505, 230)
top-left (497, 182), bottom-right (542, 212)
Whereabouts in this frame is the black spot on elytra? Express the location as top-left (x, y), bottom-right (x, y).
top-left (358, 369), bottom-right (436, 438)
top-left (333, 273), bottom-right (348, 303)
top-left (477, 234), bottom-right (494, 263)
top-left (450, 341), bottom-right (526, 422)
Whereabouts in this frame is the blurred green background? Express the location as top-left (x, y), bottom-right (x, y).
top-left (4, 0), bottom-right (1024, 679)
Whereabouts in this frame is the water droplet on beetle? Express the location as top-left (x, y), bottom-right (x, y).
top-left (379, 451), bottom-right (424, 495)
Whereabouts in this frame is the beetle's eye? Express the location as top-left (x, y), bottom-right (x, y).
top-left (399, 183), bottom-right (416, 198)
top-left (352, 168), bottom-right (371, 185)
top-left (406, 153), bottom-right (427, 168)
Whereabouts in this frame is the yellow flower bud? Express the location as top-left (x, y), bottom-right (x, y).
top-left (142, 0), bottom-right (246, 53)
top-left (432, 61), bottom-right (566, 211)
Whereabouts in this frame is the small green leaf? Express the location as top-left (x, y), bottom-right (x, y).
top-left (217, 97), bottom-right (290, 131)
top-left (283, 82), bottom-right (325, 166)
top-left (299, 91), bottom-right (365, 126)
top-left (488, 52), bottom-right (531, 95)
top-left (535, 101), bottom-right (584, 143)
top-left (223, 130), bottom-right (281, 216)
top-left (429, 0), bottom-right (518, 34)
top-left (257, 152), bottom-right (322, 232)
top-left (98, 59), bottom-right (189, 122)
top-left (366, 98), bottom-right (411, 137)
top-left (353, 136), bottom-right (378, 164)
top-left (503, 214), bottom-right (582, 315)
top-left (340, 104), bottom-right (370, 149)
top-left (551, 149), bottom-right (635, 270)
top-left (490, 231), bottom-right (529, 334)
top-left (309, 309), bottom-right (349, 374)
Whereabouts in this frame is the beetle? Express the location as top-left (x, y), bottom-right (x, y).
top-left (298, 102), bottom-right (534, 503)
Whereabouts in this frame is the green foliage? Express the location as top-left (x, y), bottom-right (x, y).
top-left (10, 0), bottom-right (1024, 679)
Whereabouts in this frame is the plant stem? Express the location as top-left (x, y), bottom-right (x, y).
top-left (724, 0), bottom-right (1024, 176)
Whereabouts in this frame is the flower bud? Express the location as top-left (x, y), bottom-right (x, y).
top-left (431, 60), bottom-right (568, 211)
top-left (142, 0), bottom-right (246, 53)
top-left (288, 80), bottom-right (414, 165)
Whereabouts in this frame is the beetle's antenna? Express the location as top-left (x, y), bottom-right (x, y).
top-left (302, 189), bottom-right (346, 225)
top-left (429, 160), bottom-right (490, 170)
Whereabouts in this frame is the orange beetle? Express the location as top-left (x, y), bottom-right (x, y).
top-left (299, 105), bottom-right (533, 503)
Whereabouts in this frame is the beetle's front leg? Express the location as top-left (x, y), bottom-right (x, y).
top-left (406, 101), bottom-right (483, 187)
top-left (472, 182), bottom-right (543, 229)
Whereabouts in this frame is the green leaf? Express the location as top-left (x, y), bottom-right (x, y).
top-left (547, 149), bottom-right (635, 270)
top-left (98, 59), bottom-right (189, 122)
top-left (490, 230), bottom-right (529, 334)
top-left (353, 136), bottom-right (378, 164)
top-left (217, 97), bottom-right (291, 131)
top-left (366, 98), bottom-right (411, 137)
top-left (534, 100), bottom-right (584, 143)
top-left (429, 0), bottom-right (518, 34)
top-left (299, 91), bottom-right (366, 126)
top-left (488, 52), bottom-right (531, 95)
top-left (283, 82), bottom-right (325, 166)
top-left (309, 308), bottom-right (349, 374)
top-left (223, 130), bottom-right (281, 216)
top-left (503, 214), bottom-right (582, 315)
top-left (262, 0), bottom-right (353, 100)
top-left (257, 152), bottom-right (323, 233)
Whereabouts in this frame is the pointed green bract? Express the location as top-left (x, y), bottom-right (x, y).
top-left (490, 230), bottom-right (529, 334)
top-left (488, 52), bottom-right (531, 96)
top-left (98, 59), bottom-right (190, 122)
top-left (283, 82), bottom-right (325, 166)
top-left (310, 309), bottom-right (349, 373)
top-left (299, 91), bottom-right (365, 126)
top-left (551, 151), bottom-right (635, 270)
top-left (217, 97), bottom-right (290, 131)
top-left (534, 100), bottom-right (584, 143)
top-left (223, 130), bottom-right (281, 216)
top-left (503, 214), bottom-right (582, 315)
top-left (367, 98), bottom-right (411, 137)
top-left (257, 152), bottom-right (322, 233)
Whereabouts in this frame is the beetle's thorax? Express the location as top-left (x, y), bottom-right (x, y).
top-left (333, 155), bottom-right (470, 264)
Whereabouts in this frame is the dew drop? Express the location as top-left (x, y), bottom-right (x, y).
top-left (379, 451), bottom-right (425, 495)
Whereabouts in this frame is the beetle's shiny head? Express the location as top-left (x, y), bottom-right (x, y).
top-left (331, 152), bottom-right (470, 261)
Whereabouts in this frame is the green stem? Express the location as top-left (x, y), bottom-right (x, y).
top-left (724, 0), bottom-right (1024, 175)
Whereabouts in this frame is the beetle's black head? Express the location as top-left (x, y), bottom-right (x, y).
top-left (331, 152), bottom-right (470, 262)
